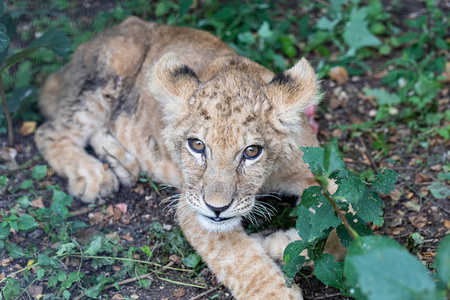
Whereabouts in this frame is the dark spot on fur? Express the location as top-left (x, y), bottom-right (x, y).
top-left (270, 71), bottom-right (292, 85)
top-left (173, 65), bottom-right (198, 80)
top-left (243, 114), bottom-right (255, 125)
top-left (200, 109), bottom-right (210, 120)
top-left (112, 88), bottom-right (140, 119)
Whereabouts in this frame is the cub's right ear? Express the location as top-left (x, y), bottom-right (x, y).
top-left (149, 53), bottom-right (200, 120)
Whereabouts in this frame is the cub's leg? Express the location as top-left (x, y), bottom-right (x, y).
top-left (90, 130), bottom-right (140, 186)
top-left (178, 202), bottom-right (303, 300)
top-left (35, 77), bottom-right (123, 203)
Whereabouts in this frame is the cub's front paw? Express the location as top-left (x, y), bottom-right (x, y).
top-left (110, 152), bottom-right (140, 187)
top-left (68, 162), bottom-right (119, 203)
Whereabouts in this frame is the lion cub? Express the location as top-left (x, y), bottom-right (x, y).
top-left (35, 17), bottom-right (344, 299)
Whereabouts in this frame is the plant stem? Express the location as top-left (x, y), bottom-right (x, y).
top-left (322, 188), bottom-right (356, 240)
top-left (0, 73), bottom-right (13, 146)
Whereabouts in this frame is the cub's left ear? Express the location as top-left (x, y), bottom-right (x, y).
top-left (265, 58), bottom-right (320, 130)
top-left (149, 52), bottom-right (200, 119)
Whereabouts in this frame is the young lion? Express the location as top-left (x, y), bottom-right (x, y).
top-left (35, 17), bottom-right (345, 299)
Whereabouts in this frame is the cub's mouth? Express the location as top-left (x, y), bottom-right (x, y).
top-left (196, 213), bottom-right (243, 232)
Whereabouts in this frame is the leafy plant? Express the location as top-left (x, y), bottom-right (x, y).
top-left (283, 143), bottom-right (449, 299)
top-left (0, 2), bottom-right (70, 145)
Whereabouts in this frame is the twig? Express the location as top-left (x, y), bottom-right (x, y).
top-left (429, 198), bottom-right (450, 215)
top-left (323, 189), bottom-right (356, 240)
top-left (304, 293), bottom-right (342, 299)
top-left (0, 74), bottom-right (13, 146)
top-left (69, 206), bottom-right (97, 217)
top-left (358, 136), bottom-right (378, 174)
top-left (73, 273), bottom-right (154, 300)
top-left (189, 287), bottom-right (220, 300)
top-left (0, 156), bottom-right (41, 176)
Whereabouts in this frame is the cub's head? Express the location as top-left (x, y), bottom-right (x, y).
top-left (149, 53), bottom-right (319, 232)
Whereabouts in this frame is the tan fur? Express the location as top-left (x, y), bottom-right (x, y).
top-left (35, 17), bottom-right (346, 299)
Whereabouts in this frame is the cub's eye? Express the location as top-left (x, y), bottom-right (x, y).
top-left (243, 145), bottom-right (262, 160)
top-left (188, 138), bottom-right (206, 153)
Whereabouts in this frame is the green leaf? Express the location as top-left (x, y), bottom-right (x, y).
top-left (32, 165), bottom-right (47, 180)
top-left (18, 214), bottom-right (39, 231)
top-left (37, 268), bottom-right (45, 279)
top-left (20, 179), bottom-right (33, 189)
top-left (28, 28), bottom-right (71, 57)
top-left (364, 88), bottom-right (401, 106)
top-left (435, 235), bottom-right (450, 289)
top-left (178, 0), bottom-right (193, 18)
top-left (283, 240), bottom-right (307, 263)
top-left (51, 190), bottom-right (72, 216)
top-left (300, 146), bottom-right (325, 176)
top-left (183, 253), bottom-right (202, 268)
top-left (0, 221), bottom-right (11, 239)
top-left (337, 213), bottom-right (372, 248)
top-left (2, 278), bottom-right (21, 300)
top-left (344, 236), bottom-right (437, 300)
top-left (414, 76), bottom-right (441, 103)
top-left (5, 241), bottom-right (32, 258)
top-left (57, 269), bottom-right (67, 281)
top-left (238, 31), bottom-right (255, 45)
top-left (257, 21), bottom-right (273, 39)
top-left (84, 276), bottom-right (115, 298)
top-left (334, 172), bottom-right (366, 205)
top-left (309, 199), bottom-right (342, 240)
top-left (0, 23), bottom-right (10, 52)
top-left (63, 290), bottom-right (71, 300)
top-left (85, 237), bottom-right (102, 256)
top-left (4, 29), bottom-right (70, 70)
top-left (314, 253), bottom-right (345, 289)
top-left (371, 169), bottom-right (398, 194)
top-left (283, 255), bottom-right (306, 278)
top-left (343, 16), bottom-right (381, 50)
top-left (300, 186), bottom-right (324, 208)
top-left (38, 254), bottom-right (60, 268)
top-left (323, 139), bottom-right (346, 177)
top-left (357, 191), bottom-right (384, 226)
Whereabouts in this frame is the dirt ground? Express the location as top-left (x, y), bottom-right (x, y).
top-left (1, 1), bottom-right (450, 300)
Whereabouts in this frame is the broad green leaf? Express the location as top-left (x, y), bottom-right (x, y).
top-left (182, 253), bottom-right (202, 268)
top-left (300, 186), bottom-right (324, 208)
top-left (38, 254), bottom-right (60, 268)
top-left (0, 221), bottom-right (11, 239)
top-left (283, 255), bottom-right (306, 278)
top-left (51, 190), bottom-right (72, 216)
top-left (85, 237), bottom-right (102, 256)
top-left (314, 253), bottom-right (345, 289)
top-left (5, 29), bottom-right (70, 70)
top-left (32, 165), bottom-right (47, 180)
top-left (324, 139), bottom-right (346, 177)
top-left (28, 28), bottom-right (71, 57)
top-left (336, 213), bottom-right (372, 247)
top-left (57, 242), bottom-right (76, 255)
top-left (84, 276), bottom-right (115, 298)
top-left (371, 169), bottom-right (398, 194)
top-left (63, 290), bottom-right (71, 300)
top-left (414, 76), bottom-right (441, 103)
top-left (300, 146), bottom-right (325, 176)
top-left (178, 0), bottom-right (193, 18)
top-left (238, 31), bottom-right (255, 45)
top-left (37, 268), bottom-right (45, 279)
top-left (316, 17), bottom-right (340, 31)
top-left (364, 88), bottom-right (401, 106)
top-left (20, 179), bottom-right (33, 189)
top-left (435, 235), bottom-right (450, 289)
top-left (0, 13), bottom-right (17, 42)
top-left (343, 18), bottom-right (381, 50)
top-left (283, 240), bottom-right (307, 263)
top-left (0, 23), bottom-right (10, 52)
top-left (257, 21), bottom-right (273, 39)
top-left (2, 278), bottom-right (20, 300)
top-left (334, 172), bottom-right (366, 205)
top-left (345, 236), bottom-right (437, 300)
top-left (428, 182), bottom-right (450, 199)
top-left (309, 199), bottom-right (342, 240)
top-left (57, 269), bottom-right (67, 281)
top-left (18, 214), bottom-right (39, 231)
top-left (5, 241), bottom-right (32, 258)
top-left (357, 191), bottom-right (384, 226)
top-left (294, 205), bottom-right (313, 242)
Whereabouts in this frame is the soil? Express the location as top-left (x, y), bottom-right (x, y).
top-left (1, 1), bottom-right (449, 300)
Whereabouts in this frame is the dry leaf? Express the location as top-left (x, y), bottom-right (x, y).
top-left (113, 207), bottom-right (122, 221)
top-left (130, 295), bottom-right (139, 300)
top-left (105, 205), bottom-right (115, 219)
top-left (172, 288), bottom-right (186, 298)
top-left (114, 203), bottom-right (127, 214)
top-left (404, 201), bottom-right (421, 212)
top-left (440, 62), bottom-right (450, 83)
top-left (134, 184), bottom-right (145, 195)
top-left (444, 219), bottom-right (450, 228)
top-left (169, 255), bottom-right (182, 264)
top-left (329, 66), bottom-right (349, 84)
top-left (113, 265), bottom-right (121, 272)
top-left (1, 257), bottom-right (13, 266)
top-left (20, 121), bottom-right (37, 136)
top-left (120, 213), bottom-right (131, 225)
top-left (408, 215), bottom-right (427, 229)
top-left (0, 274), bottom-right (5, 281)
top-left (112, 295), bottom-right (125, 300)
top-left (27, 285), bottom-right (43, 298)
top-left (31, 197), bottom-right (45, 208)
top-left (121, 232), bottom-right (133, 242)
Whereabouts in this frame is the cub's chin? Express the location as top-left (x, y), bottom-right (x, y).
top-left (196, 214), bottom-right (242, 233)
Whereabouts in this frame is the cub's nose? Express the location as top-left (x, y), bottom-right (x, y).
top-left (205, 202), bottom-right (230, 217)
